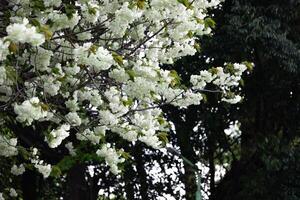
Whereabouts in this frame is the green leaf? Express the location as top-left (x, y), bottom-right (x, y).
top-left (208, 67), bottom-right (219, 75)
top-left (202, 93), bottom-right (208, 103)
top-left (158, 132), bottom-right (169, 146)
top-left (169, 70), bottom-right (181, 87)
top-left (239, 78), bottom-right (245, 87)
top-left (177, 0), bottom-right (192, 9)
top-left (88, 7), bottom-right (97, 15)
top-left (225, 63), bottom-right (235, 74)
top-left (30, 19), bottom-right (41, 28)
top-left (39, 25), bottom-right (53, 41)
top-left (64, 4), bottom-right (76, 19)
top-left (89, 45), bottom-right (98, 55)
top-left (112, 52), bottom-right (124, 66)
top-left (120, 151), bottom-right (132, 160)
top-left (52, 67), bottom-right (61, 75)
top-left (50, 166), bottom-right (62, 178)
top-left (8, 42), bottom-right (18, 54)
top-left (40, 103), bottom-right (50, 111)
top-left (204, 17), bottom-right (216, 29)
top-left (31, 0), bottom-right (46, 11)
top-left (157, 117), bottom-right (165, 125)
top-left (122, 98), bottom-right (133, 107)
top-left (137, 0), bottom-right (146, 9)
top-left (194, 42), bottom-right (201, 52)
top-left (126, 69), bottom-right (136, 81)
top-left (187, 30), bottom-right (194, 38)
top-left (56, 156), bottom-right (77, 172)
top-left (242, 61), bottom-right (254, 71)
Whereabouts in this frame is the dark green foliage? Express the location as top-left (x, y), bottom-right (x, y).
top-left (199, 0), bottom-right (300, 199)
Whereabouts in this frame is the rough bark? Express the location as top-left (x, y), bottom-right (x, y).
top-left (133, 144), bottom-right (149, 200)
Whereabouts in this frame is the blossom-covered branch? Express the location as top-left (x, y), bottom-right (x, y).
top-left (0, 0), bottom-right (252, 198)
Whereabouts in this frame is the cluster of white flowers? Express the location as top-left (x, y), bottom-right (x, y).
top-left (31, 149), bottom-right (52, 178)
top-left (0, 40), bottom-right (9, 61)
top-left (109, 2), bottom-right (142, 37)
top-left (11, 164), bottom-right (25, 176)
top-left (76, 128), bottom-right (102, 145)
top-left (0, 135), bottom-right (18, 157)
top-left (9, 188), bottom-right (17, 198)
top-left (65, 112), bottom-right (82, 126)
top-left (0, 193), bottom-right (4, 200)
top-left (191, 63), bottom-right (248, 104)
top-left (14, 97), bottom-right (48, 125)
top-left (34, 163), bottom-right (52, 178)
top-left (65, 142), bottom-right (76, 156)
top-left (0, 0), bottom-right (250, 179)
top-left (80, 2), bottom-right (100, 24)
top-left (6, 18), bottom-right (45, 46)
top-left (31, 47), bottom-right (53, 72)
top-left (74, 43), bottom-right (114, 72)
top-left (48, 12), bottom-right (81, 31)
top-left (96, 144), bottom-right (125, 175)
top-left (46, 124), bottom-right (70, 148)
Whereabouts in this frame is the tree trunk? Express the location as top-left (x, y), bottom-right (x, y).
top-left (176, 127), bottom-right (197, 200)
top-left (22, 170), bottom-right (38, 200)
top-left (134, 144), bottom-right (149, 200)
top-left (65, 164), bottom-right (90, 200)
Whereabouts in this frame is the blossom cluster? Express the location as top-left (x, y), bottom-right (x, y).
top-left (0, 135), bottom-right (18, 157)
top-left (0, 0), bottom-right (250, 185)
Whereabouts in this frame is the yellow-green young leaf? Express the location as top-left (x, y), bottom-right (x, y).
top-left (122, 98), bottom-right (133, 107)
top-left (150, 90), bottom-right (156, 97)
top-left (56, 75), bottom-right (67, 82)
top-left (39, 25), bottom-right (53, 41)
top-left (88, 7), bottom-right (97, 15)
top-left (194, 42), bottom-right (201, 52)
top-left (202, 93), bottom-right (208, 103)
top-left (30, 19), bottom-right (41, 28)
top-left (169, 70), bottom-right (181, 87)
top-left (8, 42), bottom-right (18, 54)
top-left (239, 79), bottom-right (245, 87)
top-left (137, 0), bottom-right (146, 9)
top-left (120, 151), bottom-right (132, 160)
top-left (195, 17), bottom-right (204, 24)
top-left (112, 52), bottom-right (124, 66)
top-left (158, 132), bottom-right (169, 146)
top-left (157, 117), bottom-right (165, 125)
top-left (226, 63), bottom-right (235, 74)
top-left (40, 103), bottom-right (49, 111)
top-left (89, 45), bottom-right (98, 55)
top-left (177, 0), bottom-right (192, 9)
top-left (187, 30), bottom-right (194, 38)
top-left (208, 67), bottom-right (219, 75)
top-left (50, 166), bottom-right (62, 178)
top-left (242, 61), bottom-right (254, 71)
top-left (204, 17), bottom-right (216, 29)
top-left (126, 69), bottom-right (136, 81)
